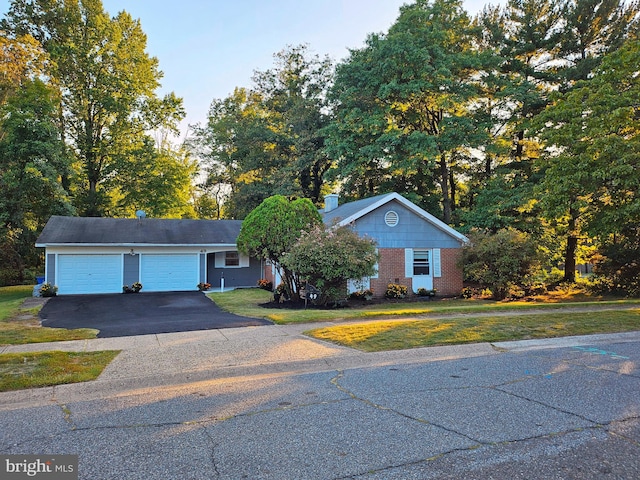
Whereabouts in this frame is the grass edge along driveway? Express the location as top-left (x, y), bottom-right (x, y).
top-left (0, 285), bottom-right (118, 392)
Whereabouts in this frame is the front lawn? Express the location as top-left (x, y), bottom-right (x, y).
top-left (209, 288), bottom-right (640, 325)
top-left (0, 285), bottom-right (98, 345)
top-left (305, 309), bottom-right (640, 352)
top-left (0, 285), bottom-right (34, 321)
top-left (0, 350), bottom-right (120, 391)
top-left (0, 285), bottom-right (116, 392)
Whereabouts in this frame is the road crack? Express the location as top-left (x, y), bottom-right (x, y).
top-left (330, 370), bottom-right (484, 445)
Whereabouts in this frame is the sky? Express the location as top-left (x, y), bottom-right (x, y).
top-left (1, 0), bottom-right (497, 139)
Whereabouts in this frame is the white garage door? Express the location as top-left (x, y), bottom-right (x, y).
top-left (57, 254), bottom-right (122, 295)
top-left (140, 254), bottom-right (199, 292)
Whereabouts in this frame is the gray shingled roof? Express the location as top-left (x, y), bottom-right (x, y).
top-left (36, 216), bottom-right (242, 246)
top-left (321, 193), bottom-right (390, 225)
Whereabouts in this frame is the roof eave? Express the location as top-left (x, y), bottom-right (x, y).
top-left (36, 242), bottom-right (239, 248)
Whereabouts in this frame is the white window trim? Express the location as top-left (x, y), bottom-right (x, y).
top-left (433, 248), bottom-right (441, 278)
top-left (405, 248), bottom-right (441, 278)
top-left (214, 251), bottom-right (250, 268)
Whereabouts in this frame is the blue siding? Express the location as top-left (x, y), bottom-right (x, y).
top-left (352, 200), bottom-right (461, 249)
top-left (46, 254), bottom-right (56, 284)
top-left (123, 254), bottom-right (139, 286)
top-left (207, 254), bottom-right (262, 288)
top-left (199, 254), bottom-right (207, 283)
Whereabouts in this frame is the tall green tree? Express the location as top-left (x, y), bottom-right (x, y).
top-left (559, 0), bottom-right (639, 84)
top-left (193, 45), bottom-right (333, 219)
top-left (192, 87), bottom-right (275, 219)
top-left (109, 136), bottom-right (197, 219)
top-left (531, 1), bottom-right (639, 281)
top-left (325, 0), bottom-right (487, 223)
top-left (463, 0), bottom-right (564, 233)
top-left (536, 38), bottom-right (640, 246)
top-left (0, 79), bottom-right (74, 284)
top-left (252, 44), bottom-right (334, 204)
top-left (3, 0), bottom-right (185, 216)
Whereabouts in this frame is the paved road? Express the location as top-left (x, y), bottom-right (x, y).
top-left (1, 326), bottom-right (639, 479)
top-left (39, 291), bottom-right (272, 337)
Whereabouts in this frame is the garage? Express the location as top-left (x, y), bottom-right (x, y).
top-left (37, 216), bottom-right (263, 295)
top-left (57, 254), bottom-right (122, 295)
top-left (140, 254), bottom-right (199, 292)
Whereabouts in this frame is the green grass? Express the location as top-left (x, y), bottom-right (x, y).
top-left (0, 285), bottom-right (34, 321)
top-left (306, 309), bottom-right (640, 352)
top-left (0, 350), bottom-right (120, 392)
top-left (209, 288), bottom-right (640, 325)
top-left (0, 285), bottom-right (98, 345)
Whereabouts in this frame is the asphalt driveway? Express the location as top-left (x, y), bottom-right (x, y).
top-left (39, 291), bottom-right (272, 337)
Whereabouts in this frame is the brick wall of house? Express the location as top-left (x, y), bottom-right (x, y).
top-left (433, 248), bottom-right (463, 296)
top-left (370, 247), bottom-right (463, 297)
top-left (263, 261), bottom-right (276, 286)
top-left (370, 248), bottom-right (412, 296)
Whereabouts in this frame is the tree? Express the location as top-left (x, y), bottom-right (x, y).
top-left (282, 224), bottom-right (378, 305)
top-left (460, 229), bottom-right (541, 300)
top-left (3, 0), bottom-right (185, 216)
top-left (0, 79), bottom-right (74, 284)
top-left (461, 0), bottom-right (564, 233)
top-left (326, 0), bottom-right (487, 222)
top-left (535, 38), bottom-right (640, 282)
top-left (466, 0), bottom-right (638, 282)
top-left (559, 0), bottom-right (639, 84)
top-left (0, 32), bottom-right (48, 109)
top-left (109, 137), bottom-right (197, 219)
top-left (192, 45), bottom-right (333, 218)
top-left (236, 195), bottom-right (322, 300)
top-left (252, 44), bottom-right (334, 204)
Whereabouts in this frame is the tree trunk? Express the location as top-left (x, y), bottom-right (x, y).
top-left (514, 130), bottom-right (524, 160)
top-left (449, 169), bottom-right (456, 213)
top-left (564, 236), bottom-right (578, 283)
top-left (484, 154), bottom-right (492, 178)
top-left (439, 153), bottom-right (451, 224)
top-left (564, 205), bottom-right (578, 283)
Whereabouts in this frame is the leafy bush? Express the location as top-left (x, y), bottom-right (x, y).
top-left (274, 283), bottom-right (290, 300)
top-left (590, 231), bottom-right (640, 297)
top-left (460, 287), bottom-right (474, 299)
top-left (123, 282), bottom-right (142, 293)
top-left (416, 287), bottom-right (436, 297)
top-left (349, 289), bottom-right (374, 300)
top-left (257, 279), bottom-right (273, 291)
top-left (460, 229), bottom-right (541, 300)
top-left (507, 285), bottom-right (526, 299)
top-left (237, 195), bottom-right (322, 301)
top-left (385, 283), bottom-right (408, 299)
top-left (281, 224), bottom-right (378, 305)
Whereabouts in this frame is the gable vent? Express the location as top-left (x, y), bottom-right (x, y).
top-left (384, 210), bottom-right (399, 227)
